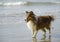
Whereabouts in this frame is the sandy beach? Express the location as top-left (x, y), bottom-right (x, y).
top-left (0, 14), bottom-right (60, 42)
top-left (0, 0), bottom-right (60, 42)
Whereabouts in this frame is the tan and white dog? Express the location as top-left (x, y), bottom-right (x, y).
top-left (25, 11), bottom-right (54, 38)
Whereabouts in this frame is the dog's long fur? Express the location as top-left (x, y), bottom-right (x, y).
top-left (25, 11), bottom-right (54, 38)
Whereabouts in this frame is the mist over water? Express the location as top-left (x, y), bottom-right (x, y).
top-left (0, 0), bottom-right (60, 42)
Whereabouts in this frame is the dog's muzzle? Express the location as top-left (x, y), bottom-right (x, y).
top-left (25, 19), bottom-right (26, 21)
top-left (25, 18), bottom-right (27, 22)
top-left (25, 18), bottom-right (28, 22)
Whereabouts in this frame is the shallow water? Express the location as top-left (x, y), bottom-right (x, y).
top-left (0, 0), bottom-right (60, 42)
top-left (0, 19), bottom-right (60, 42)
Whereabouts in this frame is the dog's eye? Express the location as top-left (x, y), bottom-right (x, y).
top-left (26, 11), bottom-right (29, 13)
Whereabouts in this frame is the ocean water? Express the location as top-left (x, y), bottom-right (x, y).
top-left (0, 0), bottom-right (60, 42)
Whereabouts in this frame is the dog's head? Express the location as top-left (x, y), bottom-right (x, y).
top-left (25, 11), bottom-right (35, 22)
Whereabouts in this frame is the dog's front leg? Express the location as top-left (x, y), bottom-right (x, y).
top-left (32, 30), bottom-right (38, 38)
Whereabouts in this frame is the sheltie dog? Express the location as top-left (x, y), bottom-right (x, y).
top-left (25, 11), bottom-right (54, 38)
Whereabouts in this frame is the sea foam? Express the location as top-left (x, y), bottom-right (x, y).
top-left (0, 1), bottom-right (60, 6)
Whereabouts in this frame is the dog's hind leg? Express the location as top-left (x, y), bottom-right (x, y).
top-left (41, 28), bottom-right (46, 40)
top-left (46, 26), bottom-right (51, 35)
top-left (48, 27), bottom-right (51, 35)
top-left (42, 28), bottom-right (46, 36)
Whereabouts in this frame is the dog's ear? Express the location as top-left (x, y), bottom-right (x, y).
top-left (30, 11), bottom-right (33, 13)
top-left (26, 11), bottom-right (28, 13)
top-left (30, 11), bottom-right (34, 15)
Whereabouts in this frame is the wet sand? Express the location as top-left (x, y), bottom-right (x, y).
top-left (0, 17), bottom-right (60, 42)
top-left (0, 0), bottom-right (60, 42)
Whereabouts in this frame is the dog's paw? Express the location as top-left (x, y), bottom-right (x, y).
top-left (32, 36), bottom-right (36, 38)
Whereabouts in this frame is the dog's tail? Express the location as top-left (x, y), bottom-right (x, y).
top-left (49, 15), bottom-right (54, 21)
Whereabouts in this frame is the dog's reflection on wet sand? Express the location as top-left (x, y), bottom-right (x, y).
top-left (32, 35), bottom-right (51, 42)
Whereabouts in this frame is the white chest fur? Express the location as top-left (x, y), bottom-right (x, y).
top-left (27, 21), bottom-right (35, 30)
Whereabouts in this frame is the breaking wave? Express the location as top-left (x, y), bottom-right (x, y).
top-left (0, 1), bottom-right (27, 6)
top-left (0, 1), bottom-right (60, 6)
